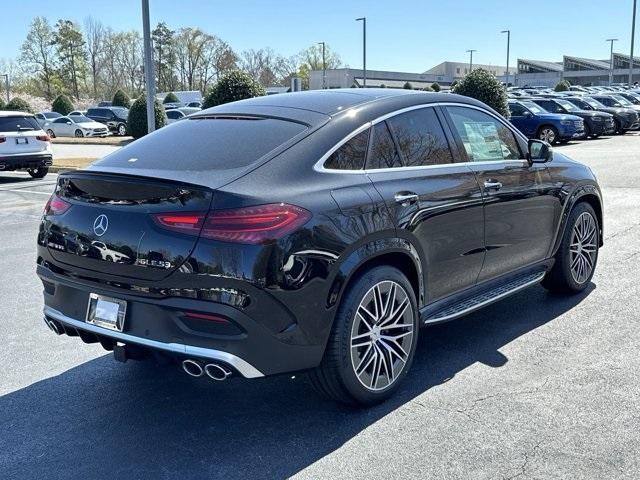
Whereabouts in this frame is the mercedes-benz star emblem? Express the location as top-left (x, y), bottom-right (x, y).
top-left (93, 214), bottom-right (109, 237)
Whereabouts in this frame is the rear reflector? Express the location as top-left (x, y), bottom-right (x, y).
top-left (44, 194), bottom-right (71, 215)
top-left (36, 134), bottom-right (51, 142)
top-left (183, 312), bottom-right (230, 323)
top-left (153, 203), bottom-right (311, 245)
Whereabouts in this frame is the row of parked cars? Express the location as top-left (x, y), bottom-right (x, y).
top-left (506, 85), bottom-right (640, 144)
top-left (33, 100), bottom-right (204, 139)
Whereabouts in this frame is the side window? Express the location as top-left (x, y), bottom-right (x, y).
top-left (509, 104), bottom-right (526, 116)
top-left (324, 129), bottom-right (369, 170)
top-left (365, 122), bottom-right (401, 169)
top-left (53, 118), bottom-right (67, 124)
top-left (386, 108), bottom-right (454, 167)
top-left (446, 106), bottom-right (522, 162)
top-left (539, 101), bottom-right (560, 113)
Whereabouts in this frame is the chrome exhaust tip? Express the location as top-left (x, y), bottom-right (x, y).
top-left (182, 359), bottom-right (204, 377)
top-left (204, 363), bottom-right (232, 381)
top-left (44, 317), bottom-right (62, 335)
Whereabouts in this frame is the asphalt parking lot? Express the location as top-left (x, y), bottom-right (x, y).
top-left (0, 134), bottom-right (639, 480)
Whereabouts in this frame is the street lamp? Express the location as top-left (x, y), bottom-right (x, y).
top-left (606, 38), bottom-right (619, 86)
top-left (0, 74), bottom-right (8, 103)
top-left (630, 0), bottom-right (637, 86)
top-left (141, 0), bottom-right (156, 133)
top-left (501, 30), bottom-right (511, 86)
top-left (466, 49), bottom-right (477, 72)
top-left (356, 17), bottom-right (367, 87)
top-left (318, 42), bottom-right (326, 89)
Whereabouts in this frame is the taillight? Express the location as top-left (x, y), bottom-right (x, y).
top-left (44, 194), bottom-right (71, 215)
top-left (36, 134), bottom-right (51, 142)
top-left (152, 203), bottom-right (311, 244)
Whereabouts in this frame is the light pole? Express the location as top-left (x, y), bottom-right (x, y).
top-left (630, 0), bottom-right (637, 86)
top-left (356, 17), bottom-right (366, 87)
top-left (501, 30), bottom-right (511, 86)
top-left (606, 38), bottom-right (618, 86)
top-left (141, 0), bottom-right (156, 134)
top-left (466, 49), bottom-right (477, 72)
top-left (318, 42), bottom-right (326, 89)
top-left (0, 74), bottom-right (8, 103)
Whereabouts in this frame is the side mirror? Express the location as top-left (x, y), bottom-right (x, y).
top-left (523, 111), bottom-right (533, 117)
top-left (66, 121), bottom-right (72, 125)
top-left (528, 139), bottom-right (552, 163)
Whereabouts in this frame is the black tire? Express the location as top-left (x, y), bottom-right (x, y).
top-left (117, 123), bottom-right (127, 136)
top-left (308, 265), bottom-right (419, 406)
top-left (542, 202), bottom-right (599, 294)
top-left (46, 129), bottom-right (55, 138)
top-left (614, 119), bottom-right (624, 134)
top-left (537, 125), bottom-right (559, 144)
top-left (28, 167), bottom-right (49, 179)
top-left (74, 129), bottom-right (83, 138)
top-left (583, 123), bottom-right (591, 139)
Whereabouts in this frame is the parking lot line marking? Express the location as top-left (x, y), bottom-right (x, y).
top-left (0, 189), bottom-right (52, 196)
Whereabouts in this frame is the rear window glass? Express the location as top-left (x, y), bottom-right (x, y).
top-left (95, 117), bottom-right (307, 171)
top-left (0, 116), bottom-right (40, 132)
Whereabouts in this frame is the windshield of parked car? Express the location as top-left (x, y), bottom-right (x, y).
top-left (556, 99), bottom-right (579, 112)
top-left (73, 116), bottom-right (94, 124)
top-left (111, 107), bottom-right (129, 117)
top-left (521, 101), bottom-right (546, 114)
top-left (611, 95), bottom-right (633, 106)
top-left (44, 112), bottom-right (62, 119)
top-left (583, 97), bottom-right (607, 109)
top-left (0, 116), bottom-right (40, 132)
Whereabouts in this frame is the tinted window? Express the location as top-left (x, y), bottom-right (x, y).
top-left (324, 129), bottom-right (369, 170)
top-left (365, 122), bottom-right (401, 169)
top-left (86, 109), bottom-right (101, 116)
top-left (0, 116), bottom-right (40, 132)
top-left (166, 110), bottom-right (183, 119)
top-left (386, 108), bottom-right (453, 167)
top-left (446, 106), bottom-right (521, 162)
top-left (44, 112), bottom-right (61, 119)
top-left (535, 100), bottom-right (561, 113)
top-left (95, 117), bottom-right (307, 171)
top-left (508, 103), bottom-right (527, 116)
top-left (53, 118), bottom-right (69, 124)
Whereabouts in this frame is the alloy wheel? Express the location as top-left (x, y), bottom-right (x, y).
top-left (539, 128), bottom-right (556, 143)
top-left (569, 212), bottom-right (598, 284)
top-left (350, 280), bottom-right (414, 392)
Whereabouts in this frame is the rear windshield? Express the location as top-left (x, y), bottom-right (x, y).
top-left (0, 116), bottom-right (40, 132)
top-left (94, 116), bottom-right (307, 171)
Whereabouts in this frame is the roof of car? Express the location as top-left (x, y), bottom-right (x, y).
top-left (197, 88), bottom-right (488, 126)
top-left (0, 111), bottom-right (34, 117)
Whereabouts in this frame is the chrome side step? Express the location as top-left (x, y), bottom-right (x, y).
top-left (424, 272), bottom-right (546, 325)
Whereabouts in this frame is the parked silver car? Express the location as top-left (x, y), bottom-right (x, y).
top-left (44, 115), bottom-right (110, 138)
top-left (34, 111), bottom-right (62, 128)
top-left (165, 107), bottom-right (201, 124)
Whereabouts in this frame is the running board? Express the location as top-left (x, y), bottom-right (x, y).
top-left (423, 272), bottom-right (546, 324)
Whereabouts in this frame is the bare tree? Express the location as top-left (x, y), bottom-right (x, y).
top-left (84, 17), bottom-right (105, 98)
top-left (20, 17), bottom-right (56, 99)
top-left (174, 28), bottom-right (209, 90)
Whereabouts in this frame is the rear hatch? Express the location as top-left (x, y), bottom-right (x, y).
top-left (0, 115), bottom-right (49, 155)
top-left (42, 114), bottom-right (311, 281)
top-left (43, 172), bottom-right (213, 281)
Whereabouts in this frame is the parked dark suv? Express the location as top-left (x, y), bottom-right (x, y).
top-left (85, 107), bottom-right (129, 136)
top-left (529, 97), bottom-right (615, 138)
top-left (37, 90), bottom-right (603, 406)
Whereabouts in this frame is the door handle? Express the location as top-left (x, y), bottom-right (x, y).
top-left (394, 192), bottom-right (419, 206)
top-left (483, 180), bottom-right (503, 191)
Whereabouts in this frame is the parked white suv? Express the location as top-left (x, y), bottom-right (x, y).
top-left (0, 111), bottom-right (53, 178)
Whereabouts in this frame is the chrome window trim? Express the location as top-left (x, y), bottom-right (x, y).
top-left (313, 102), bottom-right (530, 174)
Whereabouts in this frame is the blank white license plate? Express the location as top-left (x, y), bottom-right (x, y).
top-left (86, 293), bottom-right (127, 331)
top-left (16, 138), bottom-right (28, 144)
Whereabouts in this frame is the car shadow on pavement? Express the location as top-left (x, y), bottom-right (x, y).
top-left (0, 284), bottom-right (594, 480)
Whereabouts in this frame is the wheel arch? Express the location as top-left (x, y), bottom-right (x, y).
top-left (328, 238), bottom-right (425, 311)
top-left (551, 185), bottom-right (603, 256)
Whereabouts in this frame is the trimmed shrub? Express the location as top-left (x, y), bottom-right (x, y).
top-left (51, 94), bottom-right (74, 115)
top-left (112, 89), bottom-right (131, 108)
top-left (554, 80), bottom-right (571, 92)
top-left (4, 97), bottom-right (33, 113)
top-left (451, 68), bottom-right (509, 118)
top-left (202, 70), bottom-right (266, 109)
top-left (431, 82), bottom-right (441, 92)
top-left (403, 82), bottom-right (413, 90)
top-left (163, 92), bottom-right (179, 104)
top-left (380, 84), bottom-right (387, 88)
top-left (127, 95), bottom-right (167, 139)
top-left (422, 85), bottom-right (434, 92)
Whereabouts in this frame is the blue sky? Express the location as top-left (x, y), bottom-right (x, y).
top-left (1, 0), bottom-right (637, 71)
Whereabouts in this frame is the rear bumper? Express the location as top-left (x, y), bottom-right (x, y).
top-left (0, 153), bottom-right (52, 171)
top-left (37, 262), bottom-right (325, 378)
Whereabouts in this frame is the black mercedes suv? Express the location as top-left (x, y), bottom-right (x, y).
top-left (37, 89), bottom-right (603, 406)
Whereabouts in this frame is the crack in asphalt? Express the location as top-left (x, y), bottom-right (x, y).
top-left (503, 441), bottom-right (543, 480)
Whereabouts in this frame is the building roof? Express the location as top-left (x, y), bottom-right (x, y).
top-left (564, 56), bottom-right (611, 71)
top-left (517, 59), bottom-right (564, 72)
